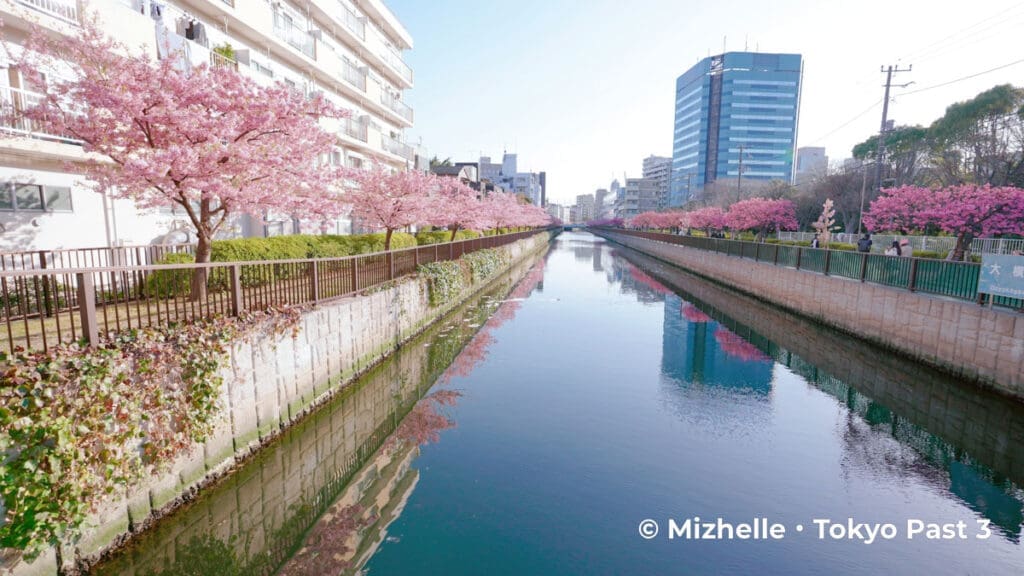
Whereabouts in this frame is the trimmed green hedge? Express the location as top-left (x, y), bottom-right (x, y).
top-left (415, 230), bottom-right (481, 245)
top-left (211, 232), bottom-right (417, 262)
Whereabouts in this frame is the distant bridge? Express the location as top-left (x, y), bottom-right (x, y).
top-left (563, 224), bottom-right (586, 231)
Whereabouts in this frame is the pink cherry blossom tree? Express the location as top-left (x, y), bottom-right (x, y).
top-left (865, 184), bottom-right (1024, 260)
top-left (347, 164), bottom-right (435, 250)
top-left (10, 15), bottom-right (349, 298)
top-left (725, 197), bottom-right (798, 242)
top-left (426, 178), bottom-right (488, 241)
top-left (687, 206), bottom-right (727, 237)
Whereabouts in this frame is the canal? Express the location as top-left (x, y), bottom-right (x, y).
top-left (96, 232), bottom-right (1024, 575)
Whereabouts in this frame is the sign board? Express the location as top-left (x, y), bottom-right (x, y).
top-left (978, 254), bottom-right (1024, 299)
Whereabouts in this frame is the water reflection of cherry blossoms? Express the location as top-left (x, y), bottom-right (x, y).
top-left (442, 258), bottom-right (547, 384)
top-left (681, 302), bottom-right (712, 323)
top-left (626, 263), bottom-right (672, 295)
top-left (713, 326), bottom-right (772, 363)
top-left (389, 390), bottom-right (463, 448)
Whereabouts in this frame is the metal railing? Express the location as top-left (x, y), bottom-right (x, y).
top-left (342, 117), bottom-right (368, 142)
top-left (594, 228), bottom-right (1024, 313)
top-left (379, 46), bottom-right (413, 84)
top-left (272, 11), bottom-right (316, 59)
top-left (210, 50), bottom-right (239, 70)
top-left (339, 1), bottom-right (365, 40)
top-left (777, 231), bottom-right (1024, 256)
top-left (0, 86), bottom-right (82, 145)
top-left (380, 92), bottom-right (413, 123)
top-left (342, 59), bottom-right (367, 91)
top-left (0, 229), bottom-right (556, 355)
top-left (16, 0), bottom-right (79, 23)
top-left (382, 134), bottom-right (414, 161)
top-left (1, 243), bottom-right (195, 272)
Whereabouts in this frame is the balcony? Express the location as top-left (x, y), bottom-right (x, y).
top-left (379, 46), bottom-right (413, 85)
top-left (381, 93), bottom-right (413, 123)
top-left (382, 134), bottom-right (413, 162)
top-left (338, 1), bottom-right (365, 40)
top-left (16, 0), bottom-right (79, 24)
top-left (272, 11), bottom-right (316, 59)
top-left (210, 50), bottom-right (239, 71)
top-left (342, 117), bottom-right (368, 142)
top-left (341, 59), bottom-right (367, 92)
top-left (0, 86), bottom-right (81, 145)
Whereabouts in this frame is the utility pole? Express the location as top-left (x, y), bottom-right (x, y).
top-left (873, 64), bottom-right (912, 200)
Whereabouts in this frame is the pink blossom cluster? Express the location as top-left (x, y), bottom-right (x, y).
top-left (9, 14), bottom-right (555, 258)
top-left (348, 165), bottom-right (554, 248)
top-left (864, 185), bottom-right (1024, 238)
top-left (623, 198), bottom-right (797, 238)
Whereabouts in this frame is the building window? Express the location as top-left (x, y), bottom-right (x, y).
top-left (0, 183), bottom-right (74, 212)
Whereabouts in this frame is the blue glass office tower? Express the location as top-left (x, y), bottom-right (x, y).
top-left (670, 52), bottom-right (803, 207)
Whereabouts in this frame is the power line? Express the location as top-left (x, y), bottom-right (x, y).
top-left (897, 2), bottom-right (1024, 62)
top-left (899, 57), bottom-right (1024, 96)
top-left (803, 99), bottom-right (882, 145)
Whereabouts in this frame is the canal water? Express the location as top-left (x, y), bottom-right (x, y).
top-left (96, 232), bottom-right (1024, 575)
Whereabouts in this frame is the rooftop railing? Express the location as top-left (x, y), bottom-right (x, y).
top-left (0, 229), bottom-right (556, 355)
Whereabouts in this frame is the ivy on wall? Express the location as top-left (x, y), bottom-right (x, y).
top-left (418, 249), bottom-right (510, 307)
top-left (0, 308), bottom-right (300, 560)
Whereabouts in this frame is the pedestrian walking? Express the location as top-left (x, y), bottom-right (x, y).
top-left (857, 233), bottom-right (873, 253)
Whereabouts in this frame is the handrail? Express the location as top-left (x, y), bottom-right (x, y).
top-left (0, 228), bottom-right (559, 354)
top-left (592, 227), bottom-right (1022, 313)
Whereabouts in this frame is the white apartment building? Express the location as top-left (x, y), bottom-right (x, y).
top-left (642, 155), bottom-right (671, 209)
top-left (0, 0), bottom-right (415, 251)
top-left (479, 153), bottom-right (543, 206)
top-left (574, 193), bottom-right (594, 223)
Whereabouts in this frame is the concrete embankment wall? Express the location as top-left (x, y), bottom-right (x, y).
top-left (613, 246), bottom-right (1024, 485)
top-left (595, 231), bottom-right (1024, 398)
top-left (12, 232), bottom-right (554, 576)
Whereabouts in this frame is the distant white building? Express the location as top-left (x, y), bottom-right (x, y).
top-left (575, 194), bottom-right (595, 223)
top-left (478, 153), bottom-right (544, 206)
top-left (642, 155), bottom-right (672, 209)
top-left (796, 147), bottom-right (828, 184)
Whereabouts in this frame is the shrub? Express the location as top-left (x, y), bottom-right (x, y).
top-left (419, 261), bottom-right (466, 306)
top-left (146, 252), bottom-right (196, 297)
top-left (463, 249), bottom-right (508, 283)
top-left (415, 230), bottom-right (481, 245)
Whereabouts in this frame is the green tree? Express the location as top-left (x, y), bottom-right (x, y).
top-left (926, 84), bottom-right (1024, 186)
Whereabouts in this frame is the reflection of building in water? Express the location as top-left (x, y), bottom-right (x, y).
top-left (573, 245), bottom-right (595, 263)
top-left (281, 442), bottom-right (422, 576)
top-left (607, 257), bottom-right (668, 304)
top-left (793, 362), bottom-right (1024, 542)
top-left (661, 294), bottom-right (772, 394)
top-left (593, 243), bottom-right (604, 272)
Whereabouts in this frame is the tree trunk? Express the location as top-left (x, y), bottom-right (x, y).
top-left (190, 234), bottom-right (212, 302)
top-left (449, 226), bottom-right (459, 242)
top-left (384, 228), bottom-right (394, 251)
top-left (952, 232), bottom-right (973, 261)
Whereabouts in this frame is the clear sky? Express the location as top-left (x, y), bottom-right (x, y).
top-left (386, 0), bottom-right (1024, 205)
